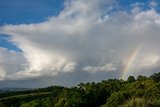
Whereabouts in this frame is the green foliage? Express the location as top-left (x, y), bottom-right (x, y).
top-left (20, 97), bottom-right (54, 107)
top-left (102, 79), bottom-right (160, 107)
top-left (120, 98), bottom-right (146, 107)
top-left (0, 86), bottom-right (64, 107)
top-left (105, 91), bottom-right (131, 107)
top-left (127, 76), bottom-right (135, 83)
top-left (150, 72), bottom-right (160, 82)
top-left (137, 75), bottom-right (148, 81)
top-left (0, 73), bottom-right (160, 107)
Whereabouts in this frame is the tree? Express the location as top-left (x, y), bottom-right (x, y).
top-left (127, 76), bottom-right (135, 83)
top-left (137, 75), bottom-right (148, 81)
top-left (150, 72), bottom-right (160, 82)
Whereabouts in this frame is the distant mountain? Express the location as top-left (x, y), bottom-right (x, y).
top-left (0, 87), bottom-right (33, 93)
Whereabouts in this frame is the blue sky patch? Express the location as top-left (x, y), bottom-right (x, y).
top-left (0, 34), bottom-right (22, 52)
top-left (0, 0), bottom-right (64, 25)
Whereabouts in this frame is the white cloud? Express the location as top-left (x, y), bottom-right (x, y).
top-left (82, 63), bottom-right (117, 73)
top-left (0, 67), bottom-right (6, 80)
top-left (0, 48), bottom-right (26, 80)
top-left (0, 0), bottom-right (160, 82)
top-left (149, 1), bottom-right (158, 8)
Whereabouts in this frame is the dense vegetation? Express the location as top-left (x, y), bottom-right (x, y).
top-left (0, 72), bottom-right (160, 107)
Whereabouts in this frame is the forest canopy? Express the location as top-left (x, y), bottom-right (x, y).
top-left (0, 72), bottom-right (160, 107)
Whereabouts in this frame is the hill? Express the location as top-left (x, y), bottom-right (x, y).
top-left (0, 72), bottom-right (160, 107)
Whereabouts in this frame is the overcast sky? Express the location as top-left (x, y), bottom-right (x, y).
top-left (0, 0), bottom-right (160, 88)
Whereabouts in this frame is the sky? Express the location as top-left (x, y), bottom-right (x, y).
top-left (0, 0), bottom-right (160, 88)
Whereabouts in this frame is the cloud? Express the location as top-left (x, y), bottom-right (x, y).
top-left (0, 48), bottom-right (26, 80)
top-left (149, 1), bottom-right (158, 8)
top-left (82, 63), bottom-right (117, 73)
top-left (0, 0), bottom-right (160, 84)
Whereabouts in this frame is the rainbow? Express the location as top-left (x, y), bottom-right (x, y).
top-left (120, 45), bottom-right (142, 79)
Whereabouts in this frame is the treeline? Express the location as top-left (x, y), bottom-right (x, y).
top-left (0, 86), bottom-right (64, 99)
top-left (0, 72), bottom-right (160, 107)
